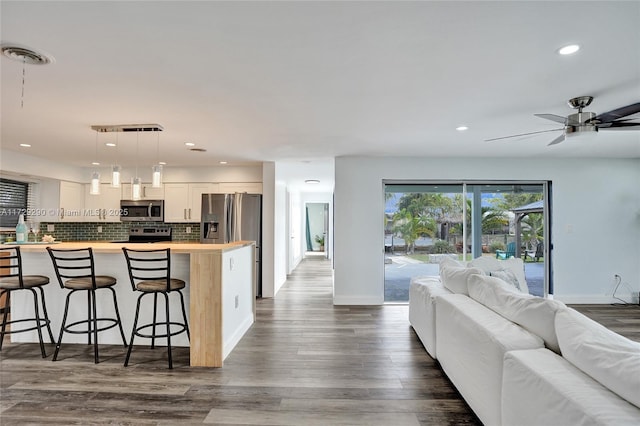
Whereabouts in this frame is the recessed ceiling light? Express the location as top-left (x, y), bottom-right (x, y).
top-left (105, 142), bottom-right (116, 147)
top-left (305, 179), bottom-right (320, 184)
top-left (19, 143), bottom-right (31, 147)
top-left (91, 162), bottom-right (100, 166)
top-left (219, 161), bottom-right (228, 165)
top-left (159, 161), bottom-right (167, 165)
top-left (185, 142), bottom-right (195, 147)
top-left (456, 126), bottom-right (469, 131)
top-left (558, 44), bottom-right (580, 55)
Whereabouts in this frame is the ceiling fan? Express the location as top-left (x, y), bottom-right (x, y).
top-left (486, 96), bottom-right (640, 145)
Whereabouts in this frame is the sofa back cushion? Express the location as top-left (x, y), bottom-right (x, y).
top-left (438, 256), bottom-right (467, 274)
top-left (468, 274), bottom-right (565, 353)
top-left (555, 308), bottom-right (640, 408)
top-left (469, 256), bottom-right (529, 294)
top-left (440, 265), bottom-right (484, 295)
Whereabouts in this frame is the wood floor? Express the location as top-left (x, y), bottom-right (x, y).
top-left (1, 258), bottom-right (638, 425)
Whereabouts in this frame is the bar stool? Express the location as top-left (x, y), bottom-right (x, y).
top-left (46, 247), bottom-right (128, 363)
top-left (121, 247), bottom-right (189, 369)
top-left (0, 246), bottom-right (55, 357)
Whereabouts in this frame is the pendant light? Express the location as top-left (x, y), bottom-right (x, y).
top-left (131, 129), bottom-right (142, 200)
top-left (151, 130), bottom-right (163, 188)
top-left (90, 131), bottom-right (101, 195)
top-left (111, 132), bottom-right (121, 188)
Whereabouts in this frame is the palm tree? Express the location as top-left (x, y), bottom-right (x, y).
top-left (392, 209), bottom-right (436, 254)
top-left (521, 213), bottom-right (543, 250)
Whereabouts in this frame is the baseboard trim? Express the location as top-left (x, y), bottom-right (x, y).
top-left (223, 314), bottom-right (254, 359)
top-left (555, 294), bottom-right (638, 304)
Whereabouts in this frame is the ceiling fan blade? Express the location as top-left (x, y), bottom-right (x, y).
top-left (534, 114), bottom-right (567, 124)
top-left (591, 102), bottom-right (640, 124)
top-left (485, 128), bottom-right (564, 142)
top-left (598, 121), bottom-right (640, 129)
top-left (547, 134), bottom-right (565, 146)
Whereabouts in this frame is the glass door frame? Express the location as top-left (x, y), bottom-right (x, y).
top-left (383, 179), bottom-right (552, 298)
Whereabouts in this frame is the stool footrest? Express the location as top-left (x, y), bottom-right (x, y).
top-left (134, 322), bottom-right (189, 339)
top-left (63, 318), bottom-right (122, 335)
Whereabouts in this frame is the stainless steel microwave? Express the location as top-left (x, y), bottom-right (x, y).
top-left (120, 200), bottom-right (164, 222)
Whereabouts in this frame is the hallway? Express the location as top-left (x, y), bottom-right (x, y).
top-left (0, 257), bottom-right (479, 425)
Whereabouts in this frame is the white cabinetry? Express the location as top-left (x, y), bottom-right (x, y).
top-left (84, 184), bottom-right (122, 222)
top-left (121, 183), bottom-right (164, 200)
top-left (217, 182), bottom-right (262, 194)
top-left (164, 183), bottom-right (216, 222)
top-left (58, 181), bottom-right (84, 222)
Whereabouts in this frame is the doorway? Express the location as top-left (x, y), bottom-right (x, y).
top-left (305, 203), bottom-right (328, 258)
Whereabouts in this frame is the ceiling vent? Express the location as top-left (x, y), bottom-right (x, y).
top-left (1, 44), bottom-right (53, 65)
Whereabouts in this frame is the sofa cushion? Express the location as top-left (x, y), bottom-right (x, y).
top-left (409, 276), bottom-right (450, 359)
top-left (438, 256), bottom-right (467, 270)
top-left (468, 274), bottom-right (565, 353)
top-left (440, 265), bottom-right (484, 295)
top-left (436, 294), bottom-right (543, 426)
top-left (555, 308), bottom-right (640, 408)
top-left (489, 268), bottom-right (522, 292)
top-left (503, 348), bottom-right (640, 426)
top-left (469, 256), bottom-right (529, 294)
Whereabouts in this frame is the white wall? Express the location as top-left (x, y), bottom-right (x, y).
top-left (334, 156), bottom-right (640, 305)
top-left (273, 166), bottom-right (288, 296)
top-left (222, 245), bottom-right (255, 359)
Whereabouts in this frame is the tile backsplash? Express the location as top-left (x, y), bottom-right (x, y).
top-left (11, 222), bottom-right (201, 242)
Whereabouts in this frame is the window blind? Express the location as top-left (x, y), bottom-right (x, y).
top-left (0, 178), bottom-right (29, 228)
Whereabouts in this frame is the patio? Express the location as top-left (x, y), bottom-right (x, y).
top-left (384, 255), bottom-right (544, 302)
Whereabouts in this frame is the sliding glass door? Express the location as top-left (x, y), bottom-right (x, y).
top-left (384, 181), bottom-right (549, 302)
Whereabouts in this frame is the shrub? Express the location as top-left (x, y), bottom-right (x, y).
top-left (489, 241), bottom-right (505, 253)
top-left (432, 239), bottom-right (456, 254)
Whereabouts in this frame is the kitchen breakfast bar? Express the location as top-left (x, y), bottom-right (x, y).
top-left (3, 241), bottom-right (256, 367)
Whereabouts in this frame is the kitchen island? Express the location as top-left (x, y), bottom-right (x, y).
top-left (4, 241), bottom-right (256, 367)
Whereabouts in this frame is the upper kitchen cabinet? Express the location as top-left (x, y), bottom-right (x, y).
top-left (58, 181), bottom-right (84, 222)
top-left (164, 183), bottom-right (218, 222)
top-left (84, 184), bottom-right (121, 222)
top-left (217, 182), bottom-right (263, 194)
top-left (121, 183), bottom-right (164, 200)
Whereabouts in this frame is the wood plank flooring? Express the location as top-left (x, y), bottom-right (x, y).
top-left (1, 257), bottom-right (638, 425)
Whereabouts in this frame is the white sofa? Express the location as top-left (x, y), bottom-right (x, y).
top-left (409, 257), bottom-right (640, 426)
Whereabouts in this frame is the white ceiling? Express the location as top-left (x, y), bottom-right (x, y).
top-left (1, 1), bottom-right (639, 180)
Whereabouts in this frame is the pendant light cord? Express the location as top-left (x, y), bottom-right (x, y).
top-left (21, 57), bottom-right (26, 108)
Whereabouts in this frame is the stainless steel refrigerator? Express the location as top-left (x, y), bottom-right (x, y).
top-left (200, 193), bottom-right (263, 297)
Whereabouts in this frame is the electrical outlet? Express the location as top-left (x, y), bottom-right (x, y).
top-left (97, 226), bottom-right (102, 233)
top-left (47, 224), bottom-right (55, 232)
top-left (235, 295), bottom-right (239, 309)
top-left (186, 226), bottom-right (192, 234)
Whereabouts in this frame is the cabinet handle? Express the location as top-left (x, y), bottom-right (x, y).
top-left (188, 208), bottom-right (192, 219)
top-left (60, 208), bottom-right (64, 220)
top-left (143, 187), bottom-right (146, 198)
top-left (184, 208), bottom-right (187, 220)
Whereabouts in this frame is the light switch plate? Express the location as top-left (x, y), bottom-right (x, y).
top-left (47, 224), bottom-right (55, 232)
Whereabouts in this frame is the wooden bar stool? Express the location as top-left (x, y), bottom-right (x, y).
top-left (121, 247), bottom-right (189, 369)
top-left (0, 246), bottom-right (55, 357)
top-left (46, 247), bottom-right (128, 363)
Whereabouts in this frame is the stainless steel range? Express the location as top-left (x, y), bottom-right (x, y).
top-left (123, 226), bottom-right (172, 243)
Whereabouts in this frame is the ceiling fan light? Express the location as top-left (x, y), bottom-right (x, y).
top-left (558, 44), bottom-right (580, 55)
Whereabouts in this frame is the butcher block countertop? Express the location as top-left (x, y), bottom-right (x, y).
top-left (2, 240), bottom-right (254, 254)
